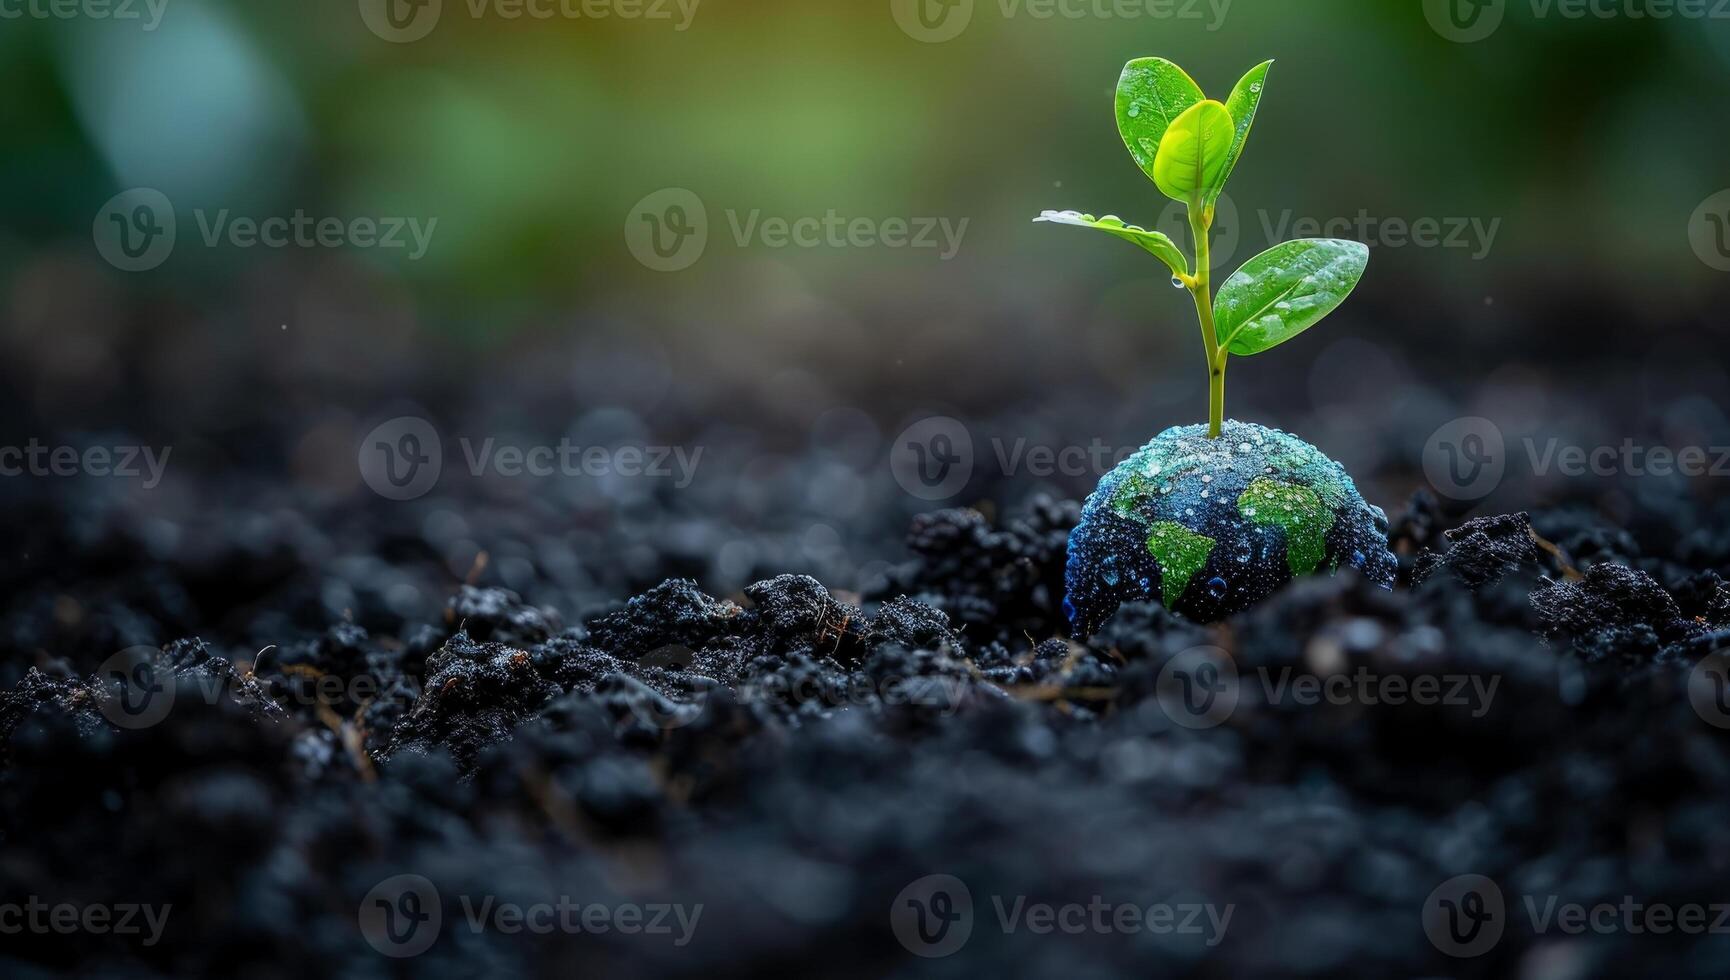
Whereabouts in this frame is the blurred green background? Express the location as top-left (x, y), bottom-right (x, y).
top-left (3, 0), bottom-right (1729, 460)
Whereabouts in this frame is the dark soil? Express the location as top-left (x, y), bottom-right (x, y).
top-left (6, 456), bottom-right (1730, 979)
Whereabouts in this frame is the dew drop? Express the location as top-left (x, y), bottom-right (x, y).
top-left (1171, 276), bottom-right (1186, 289)
top-left (1351, 550), bottom-right (1366, 568)
top-left (1249, 82), bottom-right (1262, 93)
top-left (1128, 103), bottom-right (1142, 117)
top-left (1206, 577), bottom-right (1229, 600)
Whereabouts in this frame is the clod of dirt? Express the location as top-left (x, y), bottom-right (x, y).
top-left (1531, 561), bottom-right (1704, 664)
top-left (446, 585), bottom-right (563, 645)
top-left (1412, 512), bottom-right (1544, 590)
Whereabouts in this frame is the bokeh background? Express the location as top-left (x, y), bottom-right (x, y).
top-left (3, 0), bottom-right (1730, 647)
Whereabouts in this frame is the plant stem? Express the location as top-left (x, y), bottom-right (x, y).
top-left (1186, 201), bottom-right (1226, 439)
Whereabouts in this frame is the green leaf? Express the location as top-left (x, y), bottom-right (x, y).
top-left (1033, 210), bottom-right (1190, 278)
top-left (1210, 60), bottom-right (1272, 209)
top-left (1152, 100), bottom-right (1235, 204)
top-left (1115, 58), bottom-right (1205, 185)
top-left (1216, 239), bottom-right (1369, 356)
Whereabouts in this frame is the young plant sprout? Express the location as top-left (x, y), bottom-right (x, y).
top-left (1037, 58), bottom-right (1368, 439)
top-left (1045, 58), bottom-right (1395, 631)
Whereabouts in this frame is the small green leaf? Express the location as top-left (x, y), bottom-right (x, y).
top-left (1033, 210), bottom-right (1189, 278)
top-left (1115, 58), bottom-right (1205, 185)
top-left (1210, 60), bottom-right (1272, 209)
top-left (1152, 100), bottom-right (1235, 204)
top-left (1216, 239), bottom-right (1369, 355)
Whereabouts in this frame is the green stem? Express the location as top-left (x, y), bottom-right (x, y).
top-left (1186, 201), bottom-right (1226, 439)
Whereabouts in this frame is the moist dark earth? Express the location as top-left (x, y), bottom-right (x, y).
top-left (6, 430), bottom-right (1730, 978)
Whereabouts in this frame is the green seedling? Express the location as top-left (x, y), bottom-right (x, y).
top-left (1037, 58), bottom-right (1368, 439)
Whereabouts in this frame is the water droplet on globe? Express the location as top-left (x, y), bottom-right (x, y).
top-left (1206, 577), bottom-right (1228, 600)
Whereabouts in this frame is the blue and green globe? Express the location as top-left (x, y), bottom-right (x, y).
top-left (1065, 420), bottom-right (1397, 632)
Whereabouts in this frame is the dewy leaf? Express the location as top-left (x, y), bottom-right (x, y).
top-left (1115, 58), bottom-right (1205, 186)
top-left (1210, 60), bottom-right (1272, 209)
top-left (1033, 210), bottom-right (1189, 278)
top-left (1152, 100), bottom-right (1235, 204)
top-left (1216, 239), bottom-right (1369, 355)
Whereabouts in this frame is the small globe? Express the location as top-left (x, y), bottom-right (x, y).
top-left (1065, 420), bottom-right (1396, 632)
